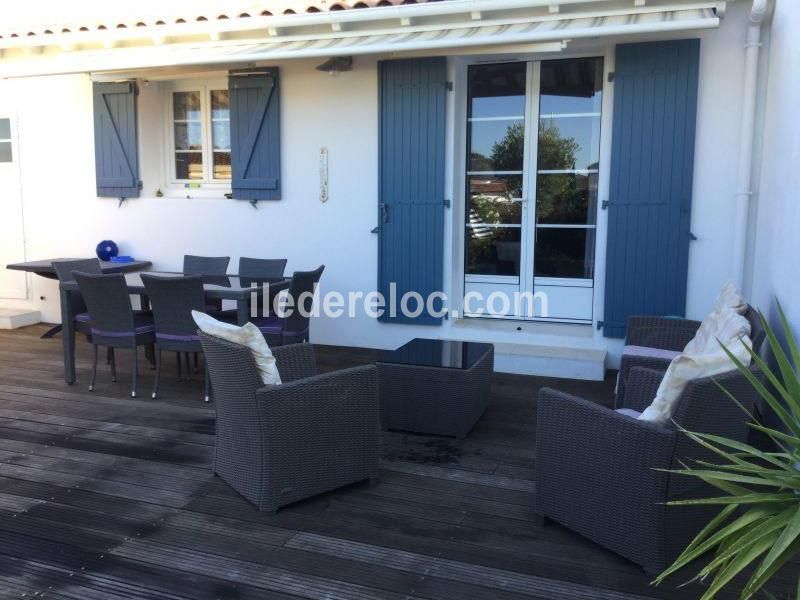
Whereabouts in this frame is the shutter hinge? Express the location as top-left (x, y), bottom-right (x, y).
top-left (596, 320), bottom-right (604, 330)
top-left (607, 72), bottom-right (615, 82)
top-left (443, 199), bottom-right (451, 208)
top-left (445, 81), bottom-right (454, 91)
top-left (601, 200), bottom-right (610, 209)
top-left (137, 180), bottom-right (143, 191)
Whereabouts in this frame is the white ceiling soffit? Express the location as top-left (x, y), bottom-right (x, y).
top-left (0, 3), bottom-right (724, 78)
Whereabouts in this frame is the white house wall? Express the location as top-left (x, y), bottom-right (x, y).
top-left (0, 2), bottom-right (758, 365)
top-left (750, 0), bottom-right (799, 343)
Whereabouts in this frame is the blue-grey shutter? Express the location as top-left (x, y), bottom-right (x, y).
top-left (602, 39), bottom-right (700, 338)
top-left (92, 82), bottom-right (140, 198)
top-left (378, 58), bottom-right (447, 325)
top-left (229, 68), bottom-right (280, 202)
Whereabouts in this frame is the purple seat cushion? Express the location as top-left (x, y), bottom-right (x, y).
top-left (74, 312), bottom-right (92, 323)
top-left (92, 315), bottom-right (154, 338)
top-left (615, 408), bottom-right (642, 419)
top-left (156, 333), bottom-right (200, 342)
top-left (251, 315), bottom-right (283, 334)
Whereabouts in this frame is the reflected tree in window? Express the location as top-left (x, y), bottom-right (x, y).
top-left (535, 122), bottom-right (588, 224)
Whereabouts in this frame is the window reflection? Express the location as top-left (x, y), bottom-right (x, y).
top-left (534, 57), bottom-right (603, 279)
top-left (468, 63), bottom-right (526, 119)
top-left (535, 228), bottom-right (595, 279)
top-left (466, 62), bottom-right (527, 277)
top-left (466, 226), bottom-right (521, 276)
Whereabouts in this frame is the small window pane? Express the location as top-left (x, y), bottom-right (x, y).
top-left (211, 90), bottom-right (230, 120)
top-left (0, 118), bottom-right (10, 140)
top-left (466, 226), bottom-right (521, 276)
top-left (469, 120), bottom-right (524, 172)
top-left (213, 152), bottom-right (231, 180)
top-left (469, 175), bottom-right (522, 225)
top-left (534, 228), bottom-right (595, 279)
top-left (539, 58), bottom-right (603, 116)
top-left (468, 63), bottom-right (526, 119)
top-left (173, 92), bottom-right (201, 121)
top-left (537, 116), bottom-right (601, 172)
top-left (0, 141), bottom-right (11, 163)
top-left (174, 122), bottom-right (203, 150)
top-left (212, 122), bottom-right (230, 150)
top-left (536, 172), bottom-right (598, 225)
top-left (175, 152), bottom-right (203, 180)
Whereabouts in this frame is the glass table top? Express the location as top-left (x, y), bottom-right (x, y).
top-left (379, 338), bottom-right (493, 370)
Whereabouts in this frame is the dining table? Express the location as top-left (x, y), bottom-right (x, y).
top-left (58, 271), bottom-right (290, 384)
top-left (6, 258), bottom-right (153, 339)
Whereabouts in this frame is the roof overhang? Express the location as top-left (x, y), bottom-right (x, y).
top-left (0, 0), bottom-right (728, 79)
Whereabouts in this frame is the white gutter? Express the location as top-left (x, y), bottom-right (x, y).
top-left (731, 0), bottom-right (768, 288)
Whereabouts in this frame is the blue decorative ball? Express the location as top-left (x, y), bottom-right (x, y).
top-left (96, 240), bottom-right (119, 262)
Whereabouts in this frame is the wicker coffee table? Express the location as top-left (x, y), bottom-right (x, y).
top-left (376, 338), bottom-right (494, 438)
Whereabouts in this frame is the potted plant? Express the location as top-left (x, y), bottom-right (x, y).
top-left (653, 304), bottom-right (800, 600)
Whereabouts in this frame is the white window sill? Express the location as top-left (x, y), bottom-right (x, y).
top-left (158, 185), bottom-right (232, 200)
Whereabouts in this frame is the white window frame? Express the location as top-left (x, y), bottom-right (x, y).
top-left (455, 51), bottom-right (611, 323)
top-left (162, 78), bottom-right (231, 193)
top-left (0, 116), bottom-right (12, 163)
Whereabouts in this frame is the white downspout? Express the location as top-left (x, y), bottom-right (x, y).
top-left (732, 0), bottom-right (768, 288)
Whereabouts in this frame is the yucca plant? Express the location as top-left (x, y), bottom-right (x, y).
top-left (653, 303), bottom-right (800, 600)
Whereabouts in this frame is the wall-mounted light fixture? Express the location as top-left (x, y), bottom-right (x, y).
top-left (315, 56), bottom-right (352, 75)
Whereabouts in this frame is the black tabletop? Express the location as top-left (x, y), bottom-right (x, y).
top-left (60, 271), bottom-right (290, 300)
top-left (379, 338), bottom-right (493, 370)
top-left (7, 258), bottom-right (152, 277)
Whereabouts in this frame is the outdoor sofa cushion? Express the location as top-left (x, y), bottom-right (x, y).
top-left (683, 282), bottom-right (747, 354)
top-left (191, 310), bottom-right (281, 385)
top-left (639, 306), bottom-right (751, 424)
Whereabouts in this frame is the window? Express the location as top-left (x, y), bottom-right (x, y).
top-left (465, 62), bottom-right (527, 277)
top-left (0, 118), bottom-right (12, 163)
top-left (167, 82), bottom-right (230, 184)
top-left (533, 57), bottom-right (603, 279)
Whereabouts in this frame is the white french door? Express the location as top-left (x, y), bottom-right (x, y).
top-left (0, 114), bottom-right (27, 300)
top-left (463, 57), bottom-right (603, 321)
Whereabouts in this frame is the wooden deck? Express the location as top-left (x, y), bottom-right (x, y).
top-left (0, 325), bottom-right (788, 599)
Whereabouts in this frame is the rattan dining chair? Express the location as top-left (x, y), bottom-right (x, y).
top-left (73, 272), bottom-right (155, 398)
top-left (238, 257), bottom-right (287, 279)
top-left (142, 274), bottom-right (223, 402)
top-left (183, 255), bottom-right (230, 276)
top-left (183, 255), bottom-right (230, 314)
top-left (238, 257), bottom-right (288, 317)
top-left (252, 265), bottom-right (324, 346)
top-left (53, 259), bottom-right (102, 335)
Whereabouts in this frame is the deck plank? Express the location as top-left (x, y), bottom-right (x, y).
top-left (0, 325), bottom-right (787, 600)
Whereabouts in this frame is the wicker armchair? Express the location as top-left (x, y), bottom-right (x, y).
top-left (535, 365), bottom-right (760, 576)
top-left (617, 305), bottom-right (765, 402)
top-left (198, 333), bottom-right (380, 512)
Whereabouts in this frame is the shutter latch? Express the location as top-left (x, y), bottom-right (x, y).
top-left (607, 72), bottom-right (615, 82)
top-left (601, 200), bottom-right (610, 210)
top-left (443, 199), bottom-right (451, 208)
